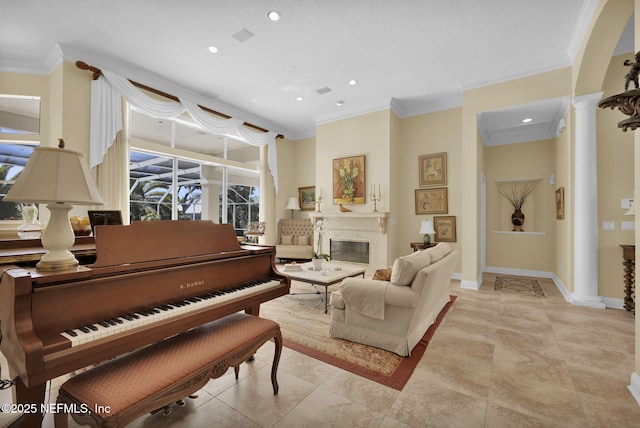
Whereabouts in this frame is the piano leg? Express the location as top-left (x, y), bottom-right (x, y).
top-left (13, 377), bottom-right (45, 428)
top-left (245, 304), bottom-right (260, 316)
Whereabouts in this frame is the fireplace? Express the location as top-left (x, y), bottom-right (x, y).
top-left (330, 239), bottom-right (369, 264)
top-left (310, 212), bottom-right (388, 276)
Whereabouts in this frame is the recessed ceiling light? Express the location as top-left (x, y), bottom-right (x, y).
top-left (267, 11), bottom-right (281, 21)
top-left (208, 46), bottom-right (219, 54)
top-left (348, 79), bottom-right (358, 86)
top-left (336, 100), bottom-right (344, 106)
top-left (522, 117), bottom-right (533, 123)
top-left (295, 96), bottom-right (304, 102)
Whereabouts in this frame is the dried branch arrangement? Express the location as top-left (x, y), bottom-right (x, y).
top-left (498, 183), bottom-right (536, 210)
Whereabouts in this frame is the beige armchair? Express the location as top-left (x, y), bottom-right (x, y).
top-left (329, 243), bottom-right (458, 356)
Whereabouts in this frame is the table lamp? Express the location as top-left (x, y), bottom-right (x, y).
top-left (419, 220), bottom-right (436, 244)
top-left (285, 197), bottom-right (300, 219)
top-left (4, 142), bottom-right (104, 271)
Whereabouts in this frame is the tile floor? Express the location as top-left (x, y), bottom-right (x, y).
top-left (2, 273), bottom-right (639, 427)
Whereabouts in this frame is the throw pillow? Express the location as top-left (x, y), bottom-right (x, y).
top-left (297, 234), bottom-right (310, 245)
top-left (390, 249), bottom-right (431, 286)
top-left (281, 234), bottom-right (293, 245)
top-left (372, 267), bottom-right (393, 281)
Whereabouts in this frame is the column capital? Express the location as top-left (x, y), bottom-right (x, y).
top-left (572, 91), bottom-right (604, 108)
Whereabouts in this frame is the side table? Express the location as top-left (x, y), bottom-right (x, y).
top-left (410, 242), bottom-right (437, 252)
top-left (620, 244), bottom-right (635, 313)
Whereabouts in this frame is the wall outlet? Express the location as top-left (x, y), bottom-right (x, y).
top-left (622, 198), bottom-right (634, 209)
top-left (621, 221), bottom-right (635, 231)
top-left (602, 221), bottom-right (615, 231)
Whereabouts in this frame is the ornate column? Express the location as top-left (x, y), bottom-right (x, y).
top-left (572, 92), bottom-right (605, 308)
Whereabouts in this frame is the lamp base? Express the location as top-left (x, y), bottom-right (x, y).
top-left (423, 234), bottom-right (432, 244)
top-left (37, 203), bottom-right (79, 271)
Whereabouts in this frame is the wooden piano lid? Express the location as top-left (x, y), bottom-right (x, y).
top-left (91, 221), bottom-right (248, 269)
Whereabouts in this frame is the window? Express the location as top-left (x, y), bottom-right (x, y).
top-left (129, 109), bottom-right (260, 228)
top-left (0, 143), bottom-right (38, 220)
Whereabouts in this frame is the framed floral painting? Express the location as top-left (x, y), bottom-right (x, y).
top-left (333, 155), bottom-right (365, 204)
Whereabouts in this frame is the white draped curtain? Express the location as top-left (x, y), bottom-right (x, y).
top-left (89, 69), bottom-right (279, 194)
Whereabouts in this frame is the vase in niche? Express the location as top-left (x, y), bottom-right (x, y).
top-left (17, 203), bottom-right (42, 239)
top-left (511, 209), bottom-right (525, 232)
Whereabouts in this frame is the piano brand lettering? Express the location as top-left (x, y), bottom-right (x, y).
top-left (179, 279), bottom-right (205, 290)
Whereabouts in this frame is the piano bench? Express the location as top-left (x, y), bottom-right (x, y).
top-left (54, 313), bottom-right (282, 428)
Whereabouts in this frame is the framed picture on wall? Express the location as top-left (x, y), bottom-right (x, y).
top-left (418, 152), bottom-right (447, 187)
top-left (298, 186), bottom-right (316, 211)
top-left (555, 187), bottom-right (565, 219)
top-left (333, 155), bottom-right (365, 204)
top-left (415, 187), bottom-right (448, 214)
top-left (434, 216), bottom-right (456, 242)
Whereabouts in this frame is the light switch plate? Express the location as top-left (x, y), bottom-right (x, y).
top-left (622, 198), bottom-right (634, 209)
top-left (602, 221), bottom-right (615, 231)
top-left (621, 221), bottom-right (635, 231)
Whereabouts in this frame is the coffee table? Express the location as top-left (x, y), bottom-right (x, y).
top-left (278, 262), bottom-right (366, 313)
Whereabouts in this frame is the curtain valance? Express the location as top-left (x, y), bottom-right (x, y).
top-left (90, 69), bottom-right (279, 192)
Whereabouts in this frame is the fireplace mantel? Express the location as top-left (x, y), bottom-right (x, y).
top-left (309, 212), bottom-right (389, 233)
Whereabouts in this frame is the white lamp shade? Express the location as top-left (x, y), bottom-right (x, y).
top-left (5, 147), bottom-right (104, 205)
top-left (285, 197), bottom-right (301, 211)
top-left (419, 220), bottom-right (435, 235)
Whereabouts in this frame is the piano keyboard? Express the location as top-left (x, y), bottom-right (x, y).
top-left (60, 279), bottom-right (281, 347)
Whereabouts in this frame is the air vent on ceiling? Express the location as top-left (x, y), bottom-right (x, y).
top-left (316, 87), bottom-right (332, 95)
top-left (233, 28), bottom-right (255, 42)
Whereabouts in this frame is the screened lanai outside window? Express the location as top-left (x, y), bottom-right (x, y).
top-left (128, 108), bottom-right (261, 229)
top-left (0, 143), bottom-right (37, 220)
top-left (129, 151), bottom-right (202, 221)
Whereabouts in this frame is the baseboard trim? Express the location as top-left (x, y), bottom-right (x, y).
top-left (629, 372), bottom-right (640, 407)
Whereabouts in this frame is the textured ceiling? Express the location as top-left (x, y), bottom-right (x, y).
top-left (0, 0), bottom-right (617, 141)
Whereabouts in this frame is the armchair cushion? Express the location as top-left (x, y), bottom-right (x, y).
top-left (390, 248), bottom-right (431, 286)
top-left (281, 234), bottom-right (293, 245)
top-left (297, 234), bottom-right (310, 245)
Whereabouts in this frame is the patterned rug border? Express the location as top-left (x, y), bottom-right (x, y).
top-left (282, 295), bottom-right (456, 391)
top-left (494, 275), bottom-right (546, 298)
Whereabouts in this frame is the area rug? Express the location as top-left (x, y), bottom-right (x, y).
top-left (494, 275), bottom-right (546, 297)
top-left (260, 282), bottom-right (456, 390)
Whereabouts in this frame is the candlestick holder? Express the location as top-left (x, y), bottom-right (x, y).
top-left (315, 196), bottom-right (322, 212)
top-left (370, 186), bottom-right (381, 212)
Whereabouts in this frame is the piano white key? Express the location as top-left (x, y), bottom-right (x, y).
top-left (62, 280), bottom-right (281, 347)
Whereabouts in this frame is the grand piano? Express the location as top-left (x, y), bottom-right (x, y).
top-left (0, 220), bottom-right (290, 427)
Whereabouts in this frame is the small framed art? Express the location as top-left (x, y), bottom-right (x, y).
top-left (298, 186), bottom-right (316, 211)
top-left (415, 187), bottom-right (448, 214)
top-left (555, 187), bottom-right (565, 220)
top-left (418, 152), bottom-right (447, 187)
top-left (434, 216), bottom-right (456, 242)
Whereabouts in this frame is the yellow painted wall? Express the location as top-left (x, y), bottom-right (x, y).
top-left (555, 97), bottom-right (572, 290)
top-left (597, 52), bottom-right (635, 301)
top-left (485, 139), bottom-right (556, 271)
top-left (397, 107), bottom-right (462, 270)
top-left (316, 109), bottom-right (391, 217)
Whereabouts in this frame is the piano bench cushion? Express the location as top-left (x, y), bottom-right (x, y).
top-left (55, 313), bottom-right (281, 428)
